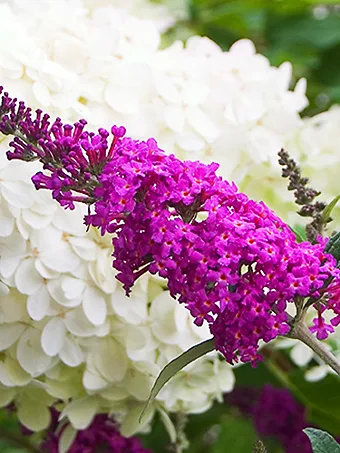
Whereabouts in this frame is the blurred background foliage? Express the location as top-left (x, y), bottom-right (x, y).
top-left (163, 0), bottom-right (340, 116)
top-left (1, 0), bottom-right (340, 452)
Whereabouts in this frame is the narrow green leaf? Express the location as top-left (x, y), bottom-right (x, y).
top-left (303, 428), bottom-right (340, 453)
top-left (139, 338), bottom-right (215, 423)
top-left (322, 194), bottom-right (340, 223)
top-left (290, 225), bottom-right (306, 243)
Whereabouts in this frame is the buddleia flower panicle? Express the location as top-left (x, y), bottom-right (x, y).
top-left (3, 87), bottom-right (340, 366)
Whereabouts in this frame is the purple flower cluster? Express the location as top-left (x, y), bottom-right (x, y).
top-left (40, 411), bottom-right (150, 453)
top-left (84, 136), bottom-right (340, 365)
top-left (227, 385), bottom-right (337, 453)
top-left (2, 87), bottom-right (340, 366)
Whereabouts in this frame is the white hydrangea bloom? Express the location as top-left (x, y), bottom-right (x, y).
top-left (0, 0), bottom-right (310, 433)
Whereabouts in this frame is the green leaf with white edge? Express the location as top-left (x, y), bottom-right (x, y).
top-left (139, 338), bottom-right (215, 423)
top-left (304, 428), bottom-right (340, 453)
top-left (322, 194), bottom-right (340, 223)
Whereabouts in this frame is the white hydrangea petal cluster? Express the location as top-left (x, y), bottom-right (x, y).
top-left (0, 0), bottom-right (317, 432)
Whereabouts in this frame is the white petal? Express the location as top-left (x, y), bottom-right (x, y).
top-left (120, 403), bottom-right (154, 437)
top-left (35, 259), bottom-right (59, 279)
top-left (187, 106), bottom-right (219, 142)
top-left (181, 80), bottom-right (210, 106)
top-left (0, 213), bottom-right (14, 237)
top-left (27, 285), bottom-right (50, 321)
top-left (22, 208), bottom-right (52, 229)
top-left (47, 279), bottom-right (81, 308)
top-left (59, 336), bottom-right (84, 367)
top-left (5, 357), bottom-right (31, 386)
top-left (62, 398), bottom-right (98, 430)
top-left (61, 277), bottom-right (86, 300)
top-left (69, 236), bottom-right (96, 261)
top-left (215, 362), bottom-right (235, 393)
top-left (41, 318), bottom-right (66, 357)
top-left (305, 365), bottom-right (328, 382)
top-left (0, 289), bottom-right (28, 323)
top-left (229, 39), bottom-right (256, 56)
top-left (0, 231), bottom-right (26, 278)
top-left (124, 369), bottom-right (152, 401)
top-left (15, 259), bottom-right (42, 295)
top-left (1, 181), bottom-right (34, 208)
top-left (32, 81), bottom-right (51, 106)
top-left (83, 370), bottom-right (108, 391)
top-left (52, 206), bottom-right (87, 236)
top-left (0, 323), bottom-right (26, 351)
top-left (164, 105), bottom-right (185, 132)
top-left (64, 307), bottom-right (97, 337)
top-left (17, 327), bottom-right (52, 376)
top-left (290, 343), bottom-right (314, 367)
top-left (0, 385), bottom-right (16, 407)
top-left (18, 399), bottom-right (51, 431)
top-left (83, 286), bottom-right (107, 326)
top-left (105, 83), bottom-right (139, 114)
top-left (94, 338), bottom-right (127, 383)
top-left (59, 425), bottom-right (77, 453)
top-left (176, 132), bottom-right (205, 152)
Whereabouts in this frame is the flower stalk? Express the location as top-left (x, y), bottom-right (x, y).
top-left (289, 320), bottom-right (340, 376)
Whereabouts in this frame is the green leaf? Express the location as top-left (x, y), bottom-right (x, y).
top-left (304, 428), bottom-right (340, 453)
top-left (139, 338), bottom-right (215, 423)
top-left (287, 370), bottom-right (340, 436)
top-left (212, 415), bottom-right (257, 453)
top-left (290, 225), bottom-right (306, 243)
top-left (324, 231), bottom-right (340, 261)
top-left (322, 195), bottom-right (340, 223)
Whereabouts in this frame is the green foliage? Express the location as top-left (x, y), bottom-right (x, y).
top-left (211, 416), bottom-right (257, 453)
top-left (322, 195), bottom-right (340, 223)
top-left (290, 225), bottom-right (307, 243)
top-left (304, 428), bottom-right (340, 453)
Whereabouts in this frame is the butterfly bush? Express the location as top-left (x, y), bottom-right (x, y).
top-left (2, 89), bottom-right (340, 370)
